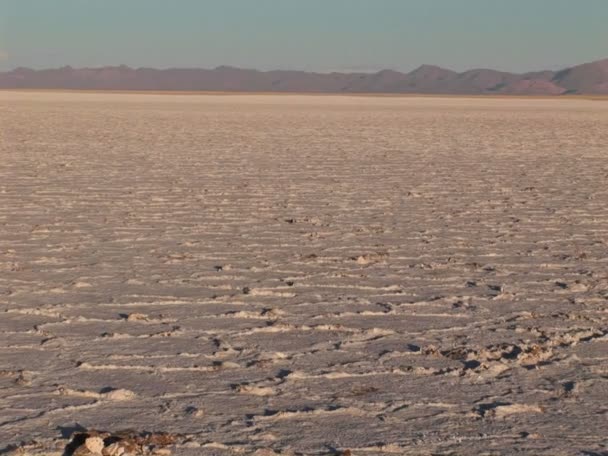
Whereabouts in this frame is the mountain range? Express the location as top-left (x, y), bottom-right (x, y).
top-left (1, 58), bottom-right (608, 95)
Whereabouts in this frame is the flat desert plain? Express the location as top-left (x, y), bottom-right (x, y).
top-left (1, 92), bottom-right (608, 455)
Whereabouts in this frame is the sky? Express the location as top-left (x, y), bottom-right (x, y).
top-left (1, 0), bottom-right (607, 73)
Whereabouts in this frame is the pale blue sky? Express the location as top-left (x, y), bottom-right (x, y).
top-left (1, 0), bottom-right (607, 72)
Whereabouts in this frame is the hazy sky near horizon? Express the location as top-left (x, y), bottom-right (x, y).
top-left (1, 0), bottom-right (607, 72)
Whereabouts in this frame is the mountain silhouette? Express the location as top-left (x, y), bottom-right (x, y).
top-left (2, 58), bottom-right (608, 95)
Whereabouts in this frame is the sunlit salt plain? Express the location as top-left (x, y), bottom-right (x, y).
top-left (1, 92), bottom-right (608, 455)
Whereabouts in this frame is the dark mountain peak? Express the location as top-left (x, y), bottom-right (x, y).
top-left (374, 68), bottom-right (402, 76)
top-left (409, 64), bottom-right (455, 77)
top-left (460, 68), bottom-right (508, 76)
top-left (370, 69), bottom-right (406, 81)
top-left (411, 64), bottom-right (447, 72)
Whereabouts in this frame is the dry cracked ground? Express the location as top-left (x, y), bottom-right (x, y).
top-left (1, 92), bottom-right (608, 455)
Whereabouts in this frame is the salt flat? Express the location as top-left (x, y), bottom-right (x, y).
top-left (1, 92), bottom-right (608, 455)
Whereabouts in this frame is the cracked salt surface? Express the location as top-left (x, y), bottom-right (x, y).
top-left (1, 92), bottom-right (608, 455)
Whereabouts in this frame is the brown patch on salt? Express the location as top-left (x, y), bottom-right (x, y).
top-left (64, 429), bottom-right (181, 455)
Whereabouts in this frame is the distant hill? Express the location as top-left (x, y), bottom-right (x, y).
top-left (1, 58), bottom-right (608, 95)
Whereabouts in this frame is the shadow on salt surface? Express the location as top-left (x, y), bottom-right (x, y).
top-left (2, 427), bottom-right (181, 456)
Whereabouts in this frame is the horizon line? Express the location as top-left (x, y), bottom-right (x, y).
top-left (3, 56), bottom-right (606, 76)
